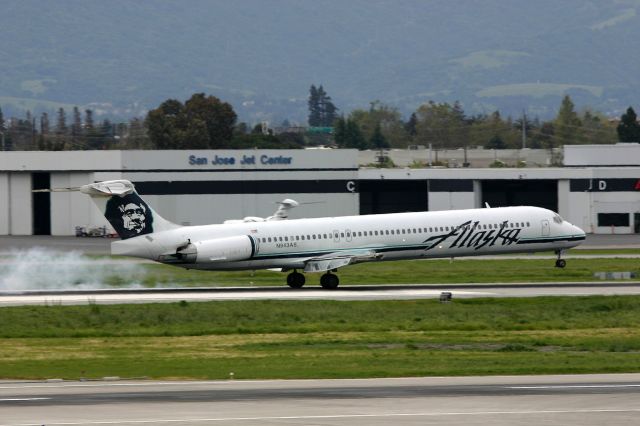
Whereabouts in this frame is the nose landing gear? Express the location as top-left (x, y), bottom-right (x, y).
top-left (554, 250), bottom-right (566, 268)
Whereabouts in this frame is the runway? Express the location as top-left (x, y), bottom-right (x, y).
top-left (1, 374), bottom-right (639, 425)
top-left (1, 283), bottom-right (640, 306)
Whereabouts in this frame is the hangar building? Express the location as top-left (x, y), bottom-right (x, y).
top-left (0, 146), bottom-right (638, 236)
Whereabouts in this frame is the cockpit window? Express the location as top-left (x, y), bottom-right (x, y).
top-left (553, 214), bottom-right (563, 224)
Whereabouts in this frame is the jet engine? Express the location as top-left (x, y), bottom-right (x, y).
top-left (163, 235), bottom-right (254, 264)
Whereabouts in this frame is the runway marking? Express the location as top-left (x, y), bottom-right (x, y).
top-left (3, 408), bottom-right (640, 425)
top-left (508, 384), bottom-right (640, 389)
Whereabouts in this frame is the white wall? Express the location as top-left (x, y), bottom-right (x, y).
top-left (566, 192), bottom-right (591, 233)
top-left (143, 193), bottom-right (359, 226)
top-left (428, 192), bottom-right (475, 211)
top-left (50, 173), bottom-right (107, 235)
top-left (0, 174), bottom-right (8, 235)
top-left (8, 173), bottom-right (32, 235)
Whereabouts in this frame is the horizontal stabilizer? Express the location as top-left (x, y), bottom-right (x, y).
top-left (32, 187), bottom-right (81, 193)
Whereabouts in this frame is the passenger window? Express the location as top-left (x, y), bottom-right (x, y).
top-left (391, 230), bottom-right (395, 235)
top-left (268, 237), bottom-right (272, 242)
top-left (374, 231), bottom-right (378, 236)
top-left (284, 237), bottom-right (288, 241)
top-left (313, 235), bottom-right (316, 239)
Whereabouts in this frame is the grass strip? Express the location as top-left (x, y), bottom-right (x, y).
top-left (1, 296), bottom-right (640, 379)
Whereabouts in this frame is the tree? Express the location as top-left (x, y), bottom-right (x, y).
top-left (56, 107), bottom-right (67, 135)
top-left (333, 116), bottom-right (366, 149)
top-left (0, 106), bottom-right (6, 151)
top-left (469, 111), bottom-right (519, 148)
top-left (145, 93), bottom-right (237, 149)
top-left (485, 135), bottom-right (506, 149)
top-left (617, 107), bottom-right (640, 142)
top-left (535, 121), bottom-right (556, 149)
top-left (405, 112), bottom-right (417, 138)
top-left (349, 101), bottom-right (408, 148)
top-left (308, 85), bottom-right (321, 127)
top-left (370, 123), bottom-right (389, 149)
top-left (554, 95), bottom-right (581, 145)
top-left (54, 107), bottom-right (68, 149)
top-left (84, 109), bottom-right (94, 131)
top-left (578, 109), bottom-right (616, 145)
top-left (71, 107), bottom-right (82, 148)
top-left (146, 99), bottom-right (183, 149)
top-left (307, 84), bottom-right (338, 127)
top-left (126, 117), bottom-right (152, 149)
top-left (414, 101), bottom-right (468, 149)
top-left (345, 119), bottom-right (367, 149)
top-left (184, 93), bottom-right (236, 148)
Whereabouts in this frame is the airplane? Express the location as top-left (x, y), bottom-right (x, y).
top-left (73, 179), bottom-right (586, 289)
top-left (223, 198), bottom-right (302, 224)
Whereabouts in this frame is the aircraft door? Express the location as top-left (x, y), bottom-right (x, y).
top-left (345, 229), bottom-right (352, 242)
top-left (252, 235), bottom-right (260, 254)
top-left (333, 230), bottom-right (340, 243)
top-left (541, 219), bottom-right (550, 236)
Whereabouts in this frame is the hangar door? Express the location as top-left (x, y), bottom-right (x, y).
top-left (32, 172), bottom-right (51, 235)
top-left (359, 180), bottom-right (428, 215)
top-left (481, 179), bottom-right (557, 212)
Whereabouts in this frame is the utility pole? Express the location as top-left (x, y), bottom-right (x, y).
top-left (521, 109), bottom-right (527, 149)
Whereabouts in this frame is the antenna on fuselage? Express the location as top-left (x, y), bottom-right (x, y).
top-left (484, 202), bottom-right (491, 208)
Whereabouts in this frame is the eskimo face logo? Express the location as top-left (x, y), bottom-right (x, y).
top-left (119, 202), bottom-right (147, 234)
top-left (104, 193), bottom-right (154, 239)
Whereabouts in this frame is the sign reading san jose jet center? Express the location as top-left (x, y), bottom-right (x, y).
top-left (120, 149), bottom-right (359, 170)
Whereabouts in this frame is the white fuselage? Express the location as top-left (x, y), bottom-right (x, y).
top-left (112, 206), bottom-right (586, 271)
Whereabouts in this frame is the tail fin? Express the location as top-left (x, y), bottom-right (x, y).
top-left (80, 180), bottom-right (178, 240)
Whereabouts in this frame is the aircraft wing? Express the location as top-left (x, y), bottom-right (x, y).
top-left (303, 249), bottom-right (380, 273)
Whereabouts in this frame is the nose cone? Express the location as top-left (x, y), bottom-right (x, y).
top-left (566, 223), bottom-right (586, 244)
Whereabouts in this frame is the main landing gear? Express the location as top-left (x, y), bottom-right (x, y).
top-left (286, 270), bottom-right (340, 289)
top-left (554, 250), bottom-right (566, 268)
top-left (320, 272), bottom-right (339, 289)
top-left (286, 270), bottom-right (305, 288)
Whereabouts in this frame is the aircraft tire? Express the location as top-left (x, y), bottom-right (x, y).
top-left (320, 273), bottom-right (339, 289)
top-left (555, 259), bottom-right (566, 268)
top-left (287, 271), bottom-right (305, 288)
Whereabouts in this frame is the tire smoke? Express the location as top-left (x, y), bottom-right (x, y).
top-left (0, 248), bottom-right (145, 290)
